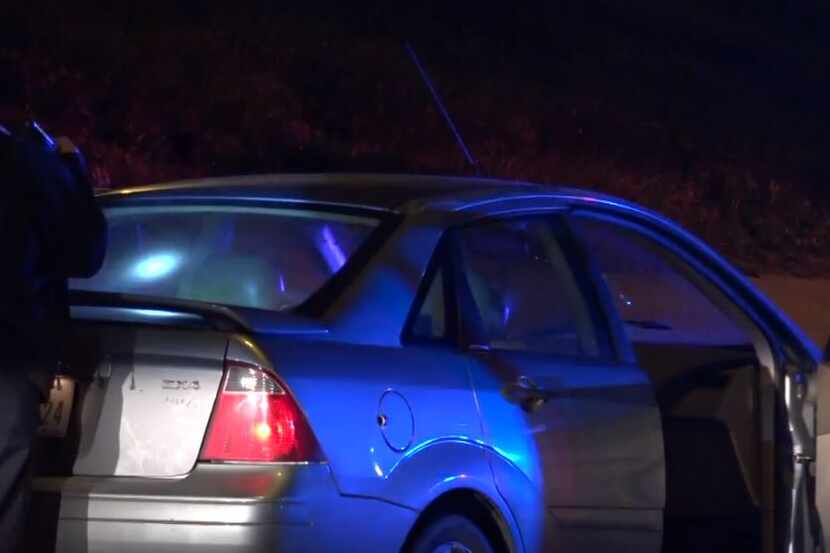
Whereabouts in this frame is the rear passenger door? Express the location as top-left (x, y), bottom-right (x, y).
top-left (454, 214), bottom-right (664, 552)
top-left (568, 213), bottom-right (771, 552)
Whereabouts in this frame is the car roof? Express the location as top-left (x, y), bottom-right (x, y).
top-left (99, 173), bottom-right (628, 214)
top-left (97, 173), bottom-right (820, 360)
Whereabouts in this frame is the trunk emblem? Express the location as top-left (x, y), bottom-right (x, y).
top-left (162, 379), bottom-right (200, 391)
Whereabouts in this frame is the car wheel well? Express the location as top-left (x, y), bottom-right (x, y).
top-left (401, 489), bottom-right (512, 553)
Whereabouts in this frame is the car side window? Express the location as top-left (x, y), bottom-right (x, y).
top-left (454, 216), bottom-right (606, 358)
top-left (404, 235), bottom-right (458, 345)
top-left (570, 215), bottom-right (751, 346)
top-left (409, 266), bottom-right (448, 341)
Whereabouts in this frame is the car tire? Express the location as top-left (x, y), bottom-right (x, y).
top-left (408, 514), bottom-right (496, 553)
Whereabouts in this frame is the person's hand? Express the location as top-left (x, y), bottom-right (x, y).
top-left (56, 135), bottom-right (91, 183)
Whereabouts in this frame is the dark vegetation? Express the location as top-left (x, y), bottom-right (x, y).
top-left (2, 1), bottom-right (829, 275)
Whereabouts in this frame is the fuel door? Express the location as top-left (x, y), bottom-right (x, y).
top-left (377, 389), bottom-right (414, 452)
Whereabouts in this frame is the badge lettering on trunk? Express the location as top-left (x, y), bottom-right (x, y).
top-left (162, 379), bottom-right (200, 390)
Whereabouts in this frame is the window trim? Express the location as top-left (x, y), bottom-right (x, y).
top-left (445, 212), bottom-right (617, 362)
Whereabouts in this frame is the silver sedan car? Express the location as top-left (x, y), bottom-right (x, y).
top-left (30, 174), bottom-right (825, 553)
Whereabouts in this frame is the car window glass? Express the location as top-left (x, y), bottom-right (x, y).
top-left (71, 205), bottom-right (380, 312)
top-left (455, 217), bottom-right (602, 358)
top-left (409, 267), bottom-right (447, 341)
top-left (571, 216), bottom-right (750, 346)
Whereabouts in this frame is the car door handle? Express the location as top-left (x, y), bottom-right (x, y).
top-left (503, 376), bottom-right (553, 413)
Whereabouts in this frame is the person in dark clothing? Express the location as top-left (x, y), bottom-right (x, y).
top-left (0, 56), bottom-right (107, 552)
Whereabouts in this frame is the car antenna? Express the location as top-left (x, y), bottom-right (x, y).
top-left (404, 42), bottom-right (481, 176)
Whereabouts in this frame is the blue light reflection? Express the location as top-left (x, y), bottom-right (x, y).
top-left (131, 253), bottom-right (181, 281)
top-left (320, 226), bottom-right (346, 272)
top-left (132, 309), bottom-right (188, 319)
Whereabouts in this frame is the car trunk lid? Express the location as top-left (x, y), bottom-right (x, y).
top-left (34, 295), bottom-right (328, 478)
top-left (35, 322), bottom-right (228, 478)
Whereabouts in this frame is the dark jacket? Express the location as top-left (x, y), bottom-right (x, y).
top-left (0, 124), bottom-right (107, 366)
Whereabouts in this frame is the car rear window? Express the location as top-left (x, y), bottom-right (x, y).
top-left (71, 203), bottom-right (382, 312)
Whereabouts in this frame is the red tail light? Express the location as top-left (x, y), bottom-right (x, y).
top-left (200, 360), bottom-right (321, 463)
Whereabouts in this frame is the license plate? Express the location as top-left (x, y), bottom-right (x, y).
top-left (38, 376), bottom-right (75, 438)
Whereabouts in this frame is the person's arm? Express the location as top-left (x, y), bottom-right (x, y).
top-left (11, 130), bottom-right (108, 280)
top-left (54, 137), bottom-right (107, 278)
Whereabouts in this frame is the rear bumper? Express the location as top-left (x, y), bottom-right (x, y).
top-left (31, 463), bottom-right (415, 552)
